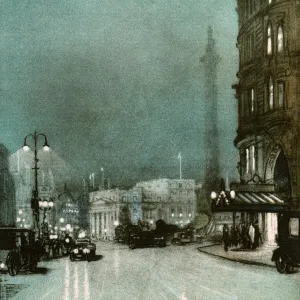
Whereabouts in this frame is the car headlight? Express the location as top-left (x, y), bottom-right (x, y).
top-left (0, 262), bottom-right (5, 269)
top-left (74, 249), bottom-right (79, 254)
top-left (83, 248), bottom-right (90, 254)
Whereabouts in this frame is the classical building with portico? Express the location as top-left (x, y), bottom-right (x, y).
top-left (89, 178), bottom-right (196, 239)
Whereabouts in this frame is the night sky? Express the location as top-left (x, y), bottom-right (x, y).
top-left (1, 0), bottom-right (239, 186)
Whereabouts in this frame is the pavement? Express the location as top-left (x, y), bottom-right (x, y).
top-left (197, 241), bottom-right (275, 268)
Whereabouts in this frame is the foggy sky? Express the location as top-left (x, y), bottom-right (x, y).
top-left (0, 0), bottom-right (239, 186)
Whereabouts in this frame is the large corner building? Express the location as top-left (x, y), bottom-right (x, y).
top-left (213, 0), bottom-right (300, 245)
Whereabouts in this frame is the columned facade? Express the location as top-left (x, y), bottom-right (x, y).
top-left (89, 178), bottom-right (197, 239)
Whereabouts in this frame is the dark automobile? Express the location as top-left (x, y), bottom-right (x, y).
top-left (0, 228), bottom-right (39, 276)
top-left (272, 211), bottom-right (300, 274)
top-left (171, 230), bottom-right (194, 245)
top-left (70, 238), bottom-right (96, 262)
top-left (128, 230), bottom-right (166, 249)
top-left (115, 224), bottom-right (142, 244)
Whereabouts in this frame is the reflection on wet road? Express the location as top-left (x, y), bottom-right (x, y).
top-left (1, 241), bottom-right (299, 300)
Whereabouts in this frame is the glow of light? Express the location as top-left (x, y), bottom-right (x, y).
top-left (18, 209), bottom-right (22, 215)
top-left (230, 190), bottom-right (236, 199)
top-left (78, 232), bottom-right (85, 238)
top-left (43, 145), bottom-right (50, 151)
top-left (210, 191), bottom-right (217, 199)
top-left (74, 264), bottom-right (79, 300)
top-left (16, 217), bottom-right (21, 222)
top-left (64, 259), bottom-right (70, 300)
top-left (66, 224), bottom-right (71, 230)
top-left (60, 218), bottom-right (65, 223)
top-left (84, 265), bottom-right (90, 299)
top-left (114, 220), bottom-right (119, 226)
top-left (23, 145), bottom-right (30, 151)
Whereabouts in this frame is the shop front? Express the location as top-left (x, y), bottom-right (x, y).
top-left (211, 184), bottom-right (288, 247)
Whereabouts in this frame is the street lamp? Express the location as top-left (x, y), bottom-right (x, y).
top-left (39, 197), bottom-right (54, 236)
top-left (22, 131), bottom-right (51, 238)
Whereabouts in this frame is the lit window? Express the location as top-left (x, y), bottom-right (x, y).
top-left (267, 24), bottom-right (272, 55)
top-left (277, 25), bottom-right (284, 52)
top-left (249, 87), bottom-right (255, 113)
top-left (246, 148), bottom-right (250, 174)
top-left (250, 145), bottom-right (255, 172)
top-left (289, 218), bottom-right (299, 236)
top-left (278, 82), bottom-right (285, 108)
top-left (269, 77), bottom-right (274, 109)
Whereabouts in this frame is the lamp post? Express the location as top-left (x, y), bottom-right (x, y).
top-left (23, 131), bottom-right (50, 238)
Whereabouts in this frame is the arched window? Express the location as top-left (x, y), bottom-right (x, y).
top-left (277, 25), bottom-right (284, 52)
top-left (269, 77), bottom-right (274, 109)
top-left (267, 23), bottom-right (272, 55)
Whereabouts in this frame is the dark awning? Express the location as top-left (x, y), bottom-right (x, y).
top-left (211, 192), bottom-right (288, 213)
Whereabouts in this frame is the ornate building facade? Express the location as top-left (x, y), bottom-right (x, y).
top-left (213, 0), bottom-right (300, 245)
top-left (0, 144), bottom-right (15, 227)
top-left (89, 178), bottom-right (197, 239)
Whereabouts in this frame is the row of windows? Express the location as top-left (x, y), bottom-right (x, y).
top-left (241, 22), bottom-right (284, 62)
top-left (240, 80), bottom-right (285, 116)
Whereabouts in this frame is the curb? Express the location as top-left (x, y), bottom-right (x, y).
top-left (197, 246), bottom-right (275, 269)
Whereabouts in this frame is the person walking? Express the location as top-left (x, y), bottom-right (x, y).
top-left (254, 223), bottom-right (262, 249)
top-left (248, 223), bottom-right (255, 250)
top-left (223, 224), bottom-right (229, 252)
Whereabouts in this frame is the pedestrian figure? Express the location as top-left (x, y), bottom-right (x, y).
top-left (230, 225), bottom-right (238, 247)
top-left (223, 224), bottom-right (229, 252)
top-left (236, 223), bottom-right (242, 247)
top-left (249, 223), bottom-right (255, 249)
top-left (241, 223), bottom-right (250, 249)
top-left (254, 223), bottom-right (262, 249)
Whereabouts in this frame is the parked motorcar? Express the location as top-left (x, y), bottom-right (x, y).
top-left (272, 211), bottom-right (300, 274)
top-left (70, 238), bottom-right (96, 262)
top-left (128, 230), bottom-right (166, 249)
top-left (0, 227), bottom-right (39, 276)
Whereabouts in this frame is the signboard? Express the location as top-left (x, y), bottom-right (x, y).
top-left (39, 185), bottom-right (51, 200)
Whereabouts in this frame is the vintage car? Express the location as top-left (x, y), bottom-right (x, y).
top-left (70, 238), bottom-right (96, 262)
top-left (115, 224), bottom-right (142, 244)
top-left (272, 211), bottom-right (300, 274)
top-left (171, 230), bottom-right (194, 245)
top-left (0, 227), bottom-right (39, 276)
top-left (128, 230), bottom-right (166, 249)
